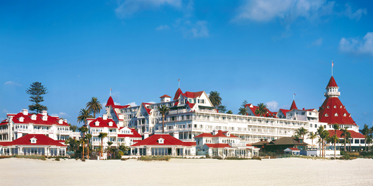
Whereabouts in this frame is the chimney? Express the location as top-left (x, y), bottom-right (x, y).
top-left (22, 109), bottom-right (28, 115)
top-left (103, 114), bottom-right (108, 120)
top-left (42, 110), bottom-right (48, 116)
top-left (173, 132), bottom-right (179, 139)
top-left (143, 132), bottom-right (149, 139)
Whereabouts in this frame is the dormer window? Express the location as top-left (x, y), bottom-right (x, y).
top-left (343, 113), bottom-right (346, 117)
top-left (334, 113), bottom-right (338, 116)
top-left (340, 106), bottom-right (342, 108)
top-left (19, 117), bottom-right (24, 122)
top-left (327, 106), bottom-right (329, 109)
top-left (31, 114), bottom-right (37, 120)
top-left (334, 105), bottom-right (336, 108)
top-left (108, 121), bottom-right (113, 126)
top-left (42, 116), bottom-right (47, 121)
top-left (226, 132), bottom-right (230, 137)
top-left (95, 121), bottom-right (100, 126)
top-left (158, 138), bottom-right (164, 144)
top-left (30, 137), bottom-right (37, 144)
top-left (325, 114), bottom-right (328, 117)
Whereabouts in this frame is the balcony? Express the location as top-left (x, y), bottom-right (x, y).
top-left (168, 109), bottom-right (187, 115)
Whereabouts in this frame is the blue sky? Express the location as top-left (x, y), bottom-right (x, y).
top-left (1, 0), bottom-right (372, 128)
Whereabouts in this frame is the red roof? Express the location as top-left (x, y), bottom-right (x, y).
top-left (205, 143), bottom-right (231, 148)
top-left (131, 134), bottom-right (195, 147)
top-left (174, 88), bottom-right (183, 100)
top-left (279, 109), bottom-right (290, 117)
top-left (288, 148), bottom-right (300, 151)
top-left (326, 76), bottom-right (338, 88)
top-left (0, 134), bottom-right (66, 147)
top-left (10, 112), bottom-right (69, 126)
top-left (194, 133), bottom-right (214, 138)
top-left (183, 91), bottom-right (203, 98)
top-left (117, 128), bottom-right (142, 138)
top-left (290, 100), bottom-right (298, 110)
top-left (142, 103), bottom-right (152, 115)
top-left (105, 96), bottom-right (115, 107)
top-left (195, 131), bottom-right (238, 138)
top-left (88, 117), bottom-right (118, 128)
top-left (319, 97), bottom-right (356, 125)
top-left (245, 104), bottom-right (276, 118)
top-left (328, 130), bottom-right (365, 138)
top-left (160, 94), bottom-right (171, 98)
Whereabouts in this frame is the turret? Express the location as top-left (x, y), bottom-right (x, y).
top-left (324, 76), bottom-right (340, 97)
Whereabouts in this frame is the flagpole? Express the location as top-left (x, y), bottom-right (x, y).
top-left (332, 60), bottom-right (333, 76)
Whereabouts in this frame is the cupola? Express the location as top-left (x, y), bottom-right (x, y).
top-left (324, 76), bottom-right (340, 97)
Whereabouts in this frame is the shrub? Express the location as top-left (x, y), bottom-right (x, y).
top-left (139, 156), bottom-right (170, 161)
top-left (121, 158), bottom-right (128, 161)
top-left (117, 151), bottom-right (124, 159)
top-left (81, 158), bottom-right (85, 162)
top-left (251, 156), bottom-right (262, 160)
top-left (14, 155), bottom-right (46, 160)
top-left (205, 154), bottom-right (210, 158)
top-left (55, 158), bottom-right (60, 161)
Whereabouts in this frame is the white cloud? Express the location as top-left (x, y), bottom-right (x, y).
top-left (4, 81), bottom-right (22, 87)
top-left (3, 109), bottom-right (9, 113)
top-left (115, 0), bottom-right (182, 18)
top-left (156, 25), bottom-right (170, 30)
top-left (266, 101), bottom-right (279, 111)
top-left (234, 0), bottom-right (365, 24)
top-left (127, 102), bottom-right (137, 107)
top-left (344, 4), bottom-right (367, 21)
top-left (51, 112), bottom-right (69, 118)
top-left (312, 38), bottom-right (323, 46)
top-left (339, 32), bottom-right (373, 56)
top-left (114, 102), bottom-right (121, 105)
top-left (148, 101), bottom-right (156, 104)
top-left (179, 20), bottom-right (209, 38)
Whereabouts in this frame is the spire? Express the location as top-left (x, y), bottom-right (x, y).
top-left (326, 76), bottom-right (338, 88)
top-left (290, 100), bottom-right (298, 110)
top-left (174, 88), bottom-right (183, 100)
top-left (105, 96), bottom-right (114, 107)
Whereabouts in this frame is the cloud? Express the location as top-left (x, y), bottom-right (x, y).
top-left (266, 101), bottom-right (279, 111)
top-left (4, 81), bottom-right (22, 87)
top-left (3, 109), bottom-right (9, 113)
top-left (156, 25), bottom-right (170, 30)
top-left (51, 112), bottom-right (69, 118)
top-left (179, 20), bottom-right (209, 38)
top-left (115, 0), bottom-right (182, 18)
top-left (114, 102), bottom-right (121, 105)
top-left (339, 32), bottom-right (373, 56)
top-left (148, 101), bottom-right (156, 104)
top-left (233, 0), bottom-right (365, 24)
top-left (312, 38), bottom-right (323, 46)
top-left (344, 4), bottom-right (367, 21)
top-left (127, 102), bottom-right (137, 107)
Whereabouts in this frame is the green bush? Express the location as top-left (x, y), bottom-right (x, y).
top-left (139, 156), bottom-right (170, 161)
top-left (117, 151), bottom-right (124, 159)
top-left (14, 155), bottom-right (46, 160)
top-left (55, 158), bottom-right (60, 161)
top-left (205, 153), bottom-right (210, 158)
top-left (251, 156), bottom-right (262, 160)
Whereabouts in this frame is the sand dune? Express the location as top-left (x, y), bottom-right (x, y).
top-left (1, 158), bottom-right (373, 186)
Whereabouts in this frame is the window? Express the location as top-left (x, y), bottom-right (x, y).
top-left (355, 139), bottom-right (359, 144)
top-left (334, 113), bottom-right (338, 116)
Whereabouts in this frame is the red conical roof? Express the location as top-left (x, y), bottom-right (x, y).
top-left (290, 100), bottom-right (298, 110)
top-left (174, 88), bottom-right (183, 100)
top-left (318, 97), bottom-right (356, 125)
top-left (326, 76), bottom-right (338, 88)
top-left (105, 96), bottom-right (114, 107)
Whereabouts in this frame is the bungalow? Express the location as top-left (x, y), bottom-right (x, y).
top-left (284, 147), bottom-right (300, 155)
top-left (0, 134), bottom-right (67, 156)
top-left (260, 137), bottom-right (308, 153)
top-left (130, 134), bottom-right (196, 156)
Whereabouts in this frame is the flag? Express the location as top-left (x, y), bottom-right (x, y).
top-left (178, 79), bottom-right (180, 82)
top-left (110, 87), bottom-right (112, 91)
top-left (332, 62), bottom-right (334, 67)
top-left (293, 93), bottom-right (296, 96)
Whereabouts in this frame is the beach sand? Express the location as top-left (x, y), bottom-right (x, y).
top-left (1, 158), bottom-right (373, 186)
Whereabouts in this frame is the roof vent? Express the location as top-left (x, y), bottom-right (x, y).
top-left (158, 138), bottom-right (164, 144)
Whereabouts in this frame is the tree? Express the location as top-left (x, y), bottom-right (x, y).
top-left (209, 91), bottom-right (222, 109)
top-left (217, 105), bottom-right (227, 113)
top-left (158, 105), bottom-right (170, 133)
top-left (77, 109), bottom-right (93, 125)
top-left (226, 110), bottom-right (233, 114)
top-left (367, 136), bottom-right (372, 152)
top-left (65, 137), bottom-right (79, 156)
top-left (308, 132), bottom-right (317, 147)
top-left (78, 126), bottom-right (88, 160)
top-left (85, 133), bottom-right (92, 159)
top-left (254, 103), bottom-right (267, 117)
top-left (317, 126), bottom-right (327, 158)
top-left (238, 100), bottom-right (248, 115)
top-left (69, 124), bottom-right (78, 132)
top-left (107, 141), bottom-right (113, 159)
top-left (346, 132), bottom-right (352, 152)
top-left (333, 124), bottom-right (340, 136)
top-left (340, 127), bottom-right (351, 152)
top-left (362, 124), bottom-right (370, 152)
top-left (26, 82), bottom-right (48, 114)
top-left (295, 127), bottom-right (308, 140)
top-left (328, 134), bottom-right (339, 159)
top-left (98, 132), bottom-right (108, 158)
top-left (86, 97), bottom-right (102, 118)
top-left (320, 130), bottom-right (330, 158)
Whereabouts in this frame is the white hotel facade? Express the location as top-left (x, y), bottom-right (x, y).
top-left (103, 76), bottom-right (363, 149)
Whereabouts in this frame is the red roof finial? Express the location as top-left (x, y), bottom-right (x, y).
top-left (105, 96), bottom-right (115, 107)
top-left (326, 76), bottom-right (338, 88)
top-left (290, 100), bottom-right (298, 110)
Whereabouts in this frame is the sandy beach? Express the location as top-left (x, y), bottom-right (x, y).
top-left (1, 158), bottom-right (373, 186)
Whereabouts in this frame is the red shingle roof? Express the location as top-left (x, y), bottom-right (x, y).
top-left (290, 100), bottom-right (298, 110)
top-left (160, 94), bottom-right (171, 98)
top-left (194, 133), bottom-right (214, 138)
top-left (131, 134), bottom-right (195, 147)
top-left (183, 91), bottom-right (203, 98)
top-left (326, 76), bottom-right (338, 88)
top-left (117, 128), bottom-right (142, 138)
top-left (288, 148), bottom-right (300, 151)
top-left (318, 97), bottom-right (356, 125)
top-left (328, 130), bottom-right (365, 138)
top-left (10, 113), bottom-right (69, 126)
top-left (0, 134), bottom-right (66, 147)
top-left (174, 88), bottom-right (183, 100)
top-left (105, 96), bottom-right (115, 107)
top-left (88, 117), bottom-right (118, 128)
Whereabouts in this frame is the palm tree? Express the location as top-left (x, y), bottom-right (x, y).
top-left (86, 97), bottom-right (102, 118)
top-left (158, 105), bottom-right (170, 133)
top-left (328, 134), bottom-right (339, 159)
top-left (320, 130), bottom-right (330, 158)
top-left (333, 123), bottom-right (339, 135)
top-left (77, 108), bottom-right (93, 125)
top-left (78, 126), bottom-right (88, 159)
top-left (255, 103), bottom-right (267, 116)
top-left (295, 127), bottom-right (308, 140)
top-left (340, 127), bottom-right (351, 152)
top-left (362, 124), bottom-right (370, 152)
top-left (107, 141), bottom-right (113, 159)
top-left (308, 132), bottom-right (317, 147)
top-left (367, 136), bottom-right (372, 152)
top-left (347, 132), bottom-right (352, 152)
top-left (317, 126), bottom-right (325, 157)
top-left (98, 132), bottom-right (108, 158)
top-left (209, 91), bottom-right (222, 110)
top-left (85, 133), bottom-right (92, 159)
